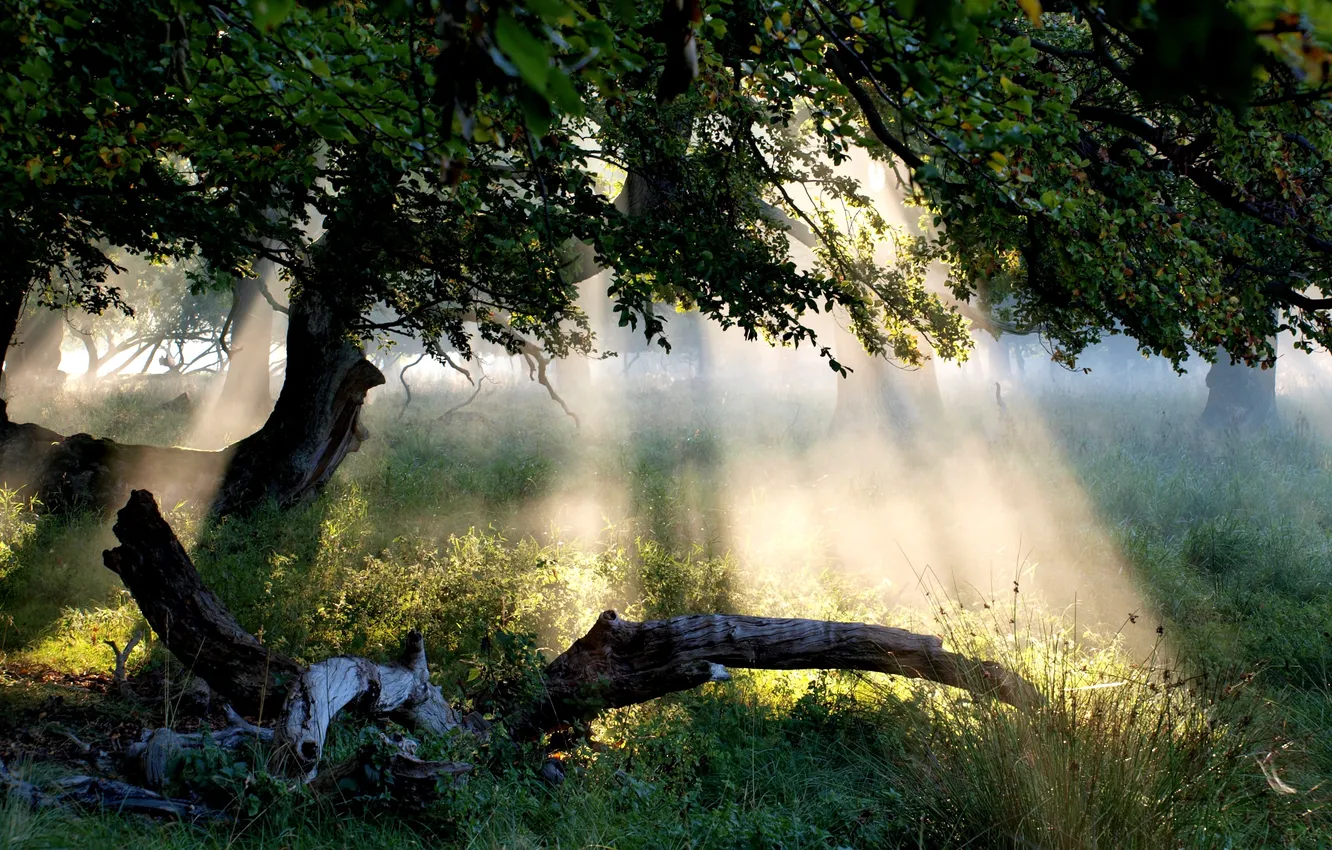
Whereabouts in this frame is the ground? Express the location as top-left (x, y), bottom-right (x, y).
top-left (0, 370), bottom-right (1330, 848)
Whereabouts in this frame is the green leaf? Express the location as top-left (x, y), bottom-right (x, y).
top-left (313, 117), bottom-right (358, 143)
top-left (545, 68), bottom-right (584, 116)
top-left (517, 88), bottom-right (554, 135)
top-left (248, 0), bottom-right (296, 31)
top-left (526, 0), bottom-right (574, 27)
top-left (495, 12), bottom-right (551, 94)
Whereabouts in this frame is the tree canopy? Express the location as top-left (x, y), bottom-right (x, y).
top-left (6, 0), bottom-right (1332, 375)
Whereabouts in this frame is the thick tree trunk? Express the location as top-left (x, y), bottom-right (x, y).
top-left (0, 288), bottom-right (380, 516)
top-left (102, 491), bottom-right (302, 716)
top-left (1200, 345), bottom-right (1277, 430)
top-left (104, 491), bottom-right (1041, 782)
top-left (0, 282), bottom-right (28, 388)
top-left (217, 272), bottom-right (276, 416)
top-left (213, 287), bottom-right (384, 515)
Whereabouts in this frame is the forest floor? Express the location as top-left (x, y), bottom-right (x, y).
top-left (1, 372), bottom-right (1331, 848)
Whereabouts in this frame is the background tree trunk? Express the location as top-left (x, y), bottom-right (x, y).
top-left (217, 272), bottom-right (276, 416)
top-left (1200, 344), bottom-right (1277, 429)
top-left (6, 306), bottom-right (66, 388)
top-left (0, 283), bottom-right (29, 389)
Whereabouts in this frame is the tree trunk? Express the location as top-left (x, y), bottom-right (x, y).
top-left (1200, 345), bottom-right (1277, 430)
top-left (0, 287), bottom-right (382, 517)
top-left (102, 490), bottom-right (302, 717)
top-left (104, 491), bottom-right (1041, 781)
top-left (210, 286), bottom-right (384, 515)
top-left (0, 282), bottom-right (28, 389)
top-left (217, 272), bottom-right (276, 416)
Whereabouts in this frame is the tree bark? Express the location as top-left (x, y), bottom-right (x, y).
top-left (529, 609), bottom-right (1041, 732)
top-left (102, 490), bottom-right (303, 716)
top-left (1200, 345), bottom-right (1277, 430)
top-left (213, 286), bottom-right (384, 515)
top-left (104, 491), bottom-right (1042, 781)
top-left (216, 272), bottom-right (276, 416)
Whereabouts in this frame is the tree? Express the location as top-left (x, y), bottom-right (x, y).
top-left (755, 1), bottom-right (1332, 380)
top-left (7, 0), bottom-right (1332, 513)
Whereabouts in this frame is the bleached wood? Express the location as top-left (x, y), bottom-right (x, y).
top-left (276, 630), bottom-right (463, 779)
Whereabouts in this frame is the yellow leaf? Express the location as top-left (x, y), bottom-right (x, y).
top-left (750, 43), bottom-right (762, 54)
top-left (780, 11), bottom-right (791, 28)
top-left (850, 15), bottom-right (865, 29)
top-left (1017, 0), bottom-right (1042, 26)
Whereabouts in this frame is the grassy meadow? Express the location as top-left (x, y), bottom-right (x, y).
top-left (1, 366), bottom-right (1331, 848)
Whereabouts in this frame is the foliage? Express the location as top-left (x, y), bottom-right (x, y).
top-left (17, 0), bottom-right (1332, 384)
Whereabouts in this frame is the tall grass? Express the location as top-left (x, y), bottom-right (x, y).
top-left (0, 379), bottom-right (1329, 846)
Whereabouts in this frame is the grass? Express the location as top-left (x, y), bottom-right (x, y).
top-left (1, 374), bottom-right (1331, 847)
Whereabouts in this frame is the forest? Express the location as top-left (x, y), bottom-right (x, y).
top-left (3, 0), bottom-right (1332, 846)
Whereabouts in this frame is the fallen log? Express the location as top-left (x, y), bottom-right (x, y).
top-left (126, 706), bottom-right (274, 789)
top-left (0, 399), bottom-right (229, 515)
top-left (102, 490), bottom-right (303, 717)
top-left (103, 490), bottom-right (1042, 783)
top-left (532, 610), bottom-right (1042, 731)
top-left (103, 491), bottom-right (474, 779)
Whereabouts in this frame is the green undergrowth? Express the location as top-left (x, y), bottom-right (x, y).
top-left (1, 380), bottom-right (1331, 846)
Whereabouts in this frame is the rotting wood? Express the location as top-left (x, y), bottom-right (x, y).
top-left (104, 491), bottom-right (475, 782)
top-left (102, 490), bottom-right (303, 716)
top-left (127, 706), bottom-right (273, 789)
top-left (275, 629), bottom-right (470, 779)
top-left (104, 490), bottom-right (1042, 785)
top-left (0, 758), bottom-right (227, 821)
top-left (532, 610), bottom-right (1043, 729)
top-left (104, 629), bottom-right (143, 700)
